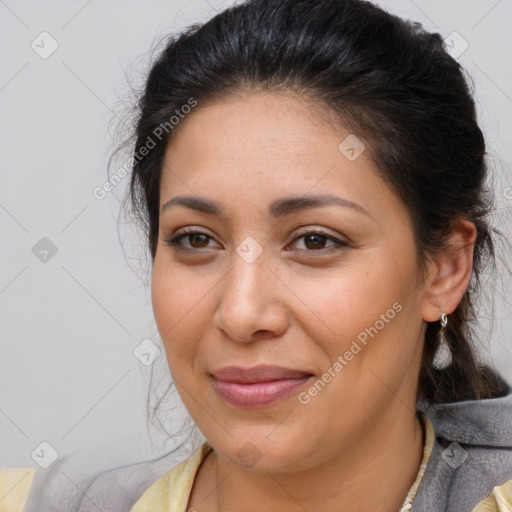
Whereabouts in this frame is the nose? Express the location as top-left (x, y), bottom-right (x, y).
top-left (213, 247), bottom-right (289, 343)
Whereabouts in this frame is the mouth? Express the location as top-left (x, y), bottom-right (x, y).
top-left (210, 365), bottom-right (314, 409)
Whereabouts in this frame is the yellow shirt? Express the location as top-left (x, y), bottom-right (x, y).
top-left (0, 467), bottom-right (35, 512)
top-left (131, 414), bottom-right (512, 512)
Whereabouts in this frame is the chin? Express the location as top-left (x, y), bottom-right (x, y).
top-left (211, 424), bottom-right (321, 474)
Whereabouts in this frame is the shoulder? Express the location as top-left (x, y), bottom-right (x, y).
top-left (0, 467), bottom-right (35, 512)
top-left (67, 444), bottom-right (208, 512)
top-left (130, 442), bottom-right (212, 512)
top-left (414, 384), bottom-right (512, 512)
top-left (472, 479), bottom-right (512, 512)
top-left (0, 443), bottom-right (211, 512)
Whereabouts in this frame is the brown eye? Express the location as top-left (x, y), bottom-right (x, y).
top-left (303, 233), bottom-right (328, 250)
top-left (163, 229), bottom-right (219, 250)
top-left (289, 230), bottom-right (349, 253)
top-left (163, 228), bottom-right (348, 255)
top-left (186, 233), bottom-right (210, 248)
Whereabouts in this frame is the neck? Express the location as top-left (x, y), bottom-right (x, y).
top-left (214, 407), bottom-right (424, 512)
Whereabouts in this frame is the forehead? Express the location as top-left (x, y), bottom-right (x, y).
top-left (166, 91), bottom-right (336, 161)
top-left (158, 91), bottom-right (405, 224)
top-left (162, 91), bottom-right (358, 180)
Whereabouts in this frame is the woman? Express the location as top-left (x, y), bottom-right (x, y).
top-left (124, 0), bottom-right (512, 509)
top-left (4, 0), bottom-right (512, 510)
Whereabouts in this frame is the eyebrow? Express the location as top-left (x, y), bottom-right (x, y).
top-left (161, 193), bottom-right (372, 219)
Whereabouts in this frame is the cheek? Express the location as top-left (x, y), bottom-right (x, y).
top-left (295, 248), bottom-right (422, 379)
top-left (151, 263), bottom-right (177, 341)
top-left (151, 259), bottom-right (210, 374)
top-left (291, 260), bottom-right (402, 344)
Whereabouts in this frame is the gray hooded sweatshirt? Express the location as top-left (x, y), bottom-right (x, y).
top-left (413, 385), bottom-right (512, 511)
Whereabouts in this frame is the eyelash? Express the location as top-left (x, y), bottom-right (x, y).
top-left (163, 227), bottom-right (349, 254)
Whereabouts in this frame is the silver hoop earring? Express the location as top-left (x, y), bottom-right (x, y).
top-left (432, 312), bottom-right (452, 370)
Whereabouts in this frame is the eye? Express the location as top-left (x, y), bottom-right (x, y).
top-left (163, 227), bottom-right (349, 254)
top-left (287, 230), bottom-right (349, 253)
top-left (163, 228), bottom-right (219, 251)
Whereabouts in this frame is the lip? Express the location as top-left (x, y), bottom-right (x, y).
top-left (211, 365), bottom-right (314, 409)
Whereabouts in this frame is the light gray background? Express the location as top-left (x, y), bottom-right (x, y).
top-left (1, 0), bottom-right (511, 482)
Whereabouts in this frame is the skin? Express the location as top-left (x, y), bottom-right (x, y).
top-left (151, 91), bottom-right (476, 512)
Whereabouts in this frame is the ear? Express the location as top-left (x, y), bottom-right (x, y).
top-left (422, 218), bottom-right (477, 322)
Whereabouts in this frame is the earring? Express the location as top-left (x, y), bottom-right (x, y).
top-left (432, 312), bottom-right (452, 370)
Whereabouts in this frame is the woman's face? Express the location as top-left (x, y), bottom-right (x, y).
top-left (152, 91), bottom-right (429, 472)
